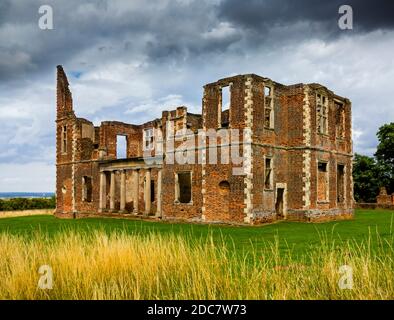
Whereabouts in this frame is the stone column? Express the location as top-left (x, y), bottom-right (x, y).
top-left (99, 171), bottom-right (106, 212)
top-left (144, 169), bottom-right (151, 215)
top-left (110, 171), bottom-right (116, 212)
top-left (174, 173), bottom-right (179, 202)
top-left (156, 170), bottom-right (162, 217)
top-left (133, 170), bottom-right (139, 214)
top-left (120, 170), bottom-right (126, 213)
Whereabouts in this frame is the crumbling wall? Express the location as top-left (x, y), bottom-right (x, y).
top-left (55, 66), bottom-right (354, 224)
top-left (99, 121), bottom-right (141, 159)
top-left (377, 187), bottom-right (394, 205)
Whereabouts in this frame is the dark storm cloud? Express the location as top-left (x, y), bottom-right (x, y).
top-left (1, 0), bottom-right (394, 85)
top-left (0, 0), bottom-right (228, 82)
top-left (218, 0), bottom-right (394, 35)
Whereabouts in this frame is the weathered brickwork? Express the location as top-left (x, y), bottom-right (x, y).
top-left (55, 66), bottom-right (354, 224)
top-left (376, 187), bottom-right (394, 205)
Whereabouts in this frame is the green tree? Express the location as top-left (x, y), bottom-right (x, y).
top-left (353, 154), bottom-right (382, 203)
top-left (375, 122), bottom-right (394, 193)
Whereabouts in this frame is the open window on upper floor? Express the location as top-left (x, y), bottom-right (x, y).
top-left (335, 101), bottom-right (345, 139)
top-left (61, 125), bottom-right (67, 154)
top-left (219, 85), bottom-right (230, 128)
top-left (317, 94), bottom-right (328, 135)
top-left (116, 135), bottom-right (127, 159)
top-left (143, 128), bottom-right (154, 151)
top-left (264, 85), bottom-right (274, 129)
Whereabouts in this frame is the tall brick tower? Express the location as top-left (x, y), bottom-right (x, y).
top-left (55, 65), bottom-right (75, 215)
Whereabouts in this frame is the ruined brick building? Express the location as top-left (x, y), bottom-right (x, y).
top-left (55, 65), bottom-right (354, 224)
top-left (376, 187), bottom-right (394, 205)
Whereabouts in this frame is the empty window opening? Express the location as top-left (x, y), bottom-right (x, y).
top-left (264, 86), bottom-right (274, 128)
top-left (82, 176), bottom-right (92, 202)
top-left (116, 135), bottom-right (127, 159)
top-left (265, 158), bottom-right (273, 189)
top-left (221, 109), bottom-right (230, 128)
top-left (220, 86), bottom-right (231, 127)
top-left (61, 125), bottom-right (67, 153)
top-left (176, 172), bottom-right (192, 203)
top-left (221, 86), bottom-right (230, 111)
top-left (144, 128), bottom-right (154, 150)
top-left (317, 94), bottom-right (328, 134)
top-left (335, 102), bottom-right (345, 139)
top-left (219, 180), bottom-right (230, 194)
top-left (150, 180), bottom-right (155, 203)
top-left (337, 165), bottom-right (345, 203)
top-left (317, 162), bottom-right (328, 202)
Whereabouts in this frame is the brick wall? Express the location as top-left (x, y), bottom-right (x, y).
top-left (55, 66), bottom-right (354, 224)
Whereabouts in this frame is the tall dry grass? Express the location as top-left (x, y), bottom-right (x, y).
top-left (0, 230), bottom-right (393, 299)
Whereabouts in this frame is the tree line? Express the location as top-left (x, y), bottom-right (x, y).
top-left (353, 122), bottom-right (394, 203)
top-left (0, 197), bottom-right (55, 211)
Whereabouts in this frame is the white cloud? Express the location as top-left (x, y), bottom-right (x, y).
top-left (0, 162), bottom-right (54, 192)
top-left (125, 94), bottom-right (187, 116)
top-left (202, 22), bottom-right (239, 40)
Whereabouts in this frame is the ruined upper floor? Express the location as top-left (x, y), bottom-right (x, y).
top-left (56, 66), bottom-right (352, 165)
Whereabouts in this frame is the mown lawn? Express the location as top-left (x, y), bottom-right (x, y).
top-left (0, 209), bottom-right (393, 258)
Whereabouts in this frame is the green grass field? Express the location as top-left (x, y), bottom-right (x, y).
top-left (1, 209), bottom-right (393, 299)
top-left (1, 209), bottom-right (393, 257)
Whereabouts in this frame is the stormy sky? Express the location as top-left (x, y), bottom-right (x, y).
top-left (0, 0), bottom-right (393, 192)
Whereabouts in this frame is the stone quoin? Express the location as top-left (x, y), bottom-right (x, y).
top-left (55, 65), bottom-right (354, 224)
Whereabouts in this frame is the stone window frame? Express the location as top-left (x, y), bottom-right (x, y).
top-left (317, 160), bottom-right (330, 203)
top-left (82, 176), bottom-right (93, 203)
top-left (61, 125), bottom-right (67, 154)
top-left (264, 155), bottom-right (274, 191)
top-left (174, 171), bottom-right (193, 205)
top-left (316, 93), bottom-right (329, 135)
top-left (334, 99), bottom-right (346, 140)
top-left (336, 163), bottom-right (346, 204)
top-left (218, 83), bottom-right (232, 129)
top-left (143, 128), bottom-right (154, 151)
top-left (264, 83), bottom-right (275, 130)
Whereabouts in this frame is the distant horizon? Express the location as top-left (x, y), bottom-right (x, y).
top-left (0, 192), bottom-right (55, 199)
top-left (0, 192), bottom-right (55, 194)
